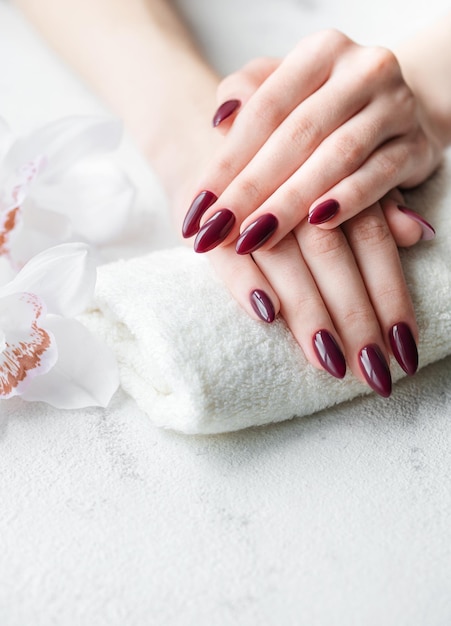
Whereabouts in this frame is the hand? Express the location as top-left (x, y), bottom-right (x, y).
top-left (182, 29), bottom-right (442, 253)
top-left (209, 195), bottom-right (422, 397)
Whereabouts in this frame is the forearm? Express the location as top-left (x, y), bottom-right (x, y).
top-left (395, 12), bottom-right (451, 149)
top-left (14, 0), bottom-right (221, 210)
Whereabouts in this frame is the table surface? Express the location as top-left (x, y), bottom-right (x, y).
top-left (0, 2), bottom-right (450, 625)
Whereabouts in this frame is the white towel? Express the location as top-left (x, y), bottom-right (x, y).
top-left (83, 161), bottom-right (451, 434)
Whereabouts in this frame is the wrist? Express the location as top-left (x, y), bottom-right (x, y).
top-left (394, 14), bottom-right (451, 151)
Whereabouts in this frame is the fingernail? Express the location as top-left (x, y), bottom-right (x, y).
top-left (358, 344), bottom-right (392, 398)
top-left (182, 190), bottom-right (218, 238)
top-left (308, 199), bottom-right (340, 225)
top-left (397, 205), bottom-right (435, 241)
top-left (250, 289), bottom-right (275, 323)
top-left (236, 213), bottom-right (278, 255)
top-left (313, 329), bottom-right (346, 379)
top-left (194, 209), bottom-right (235, 253)
top-left (212, 99), bottom-right (241, 127)
top-left (389, 322), bottom-right (418, 376)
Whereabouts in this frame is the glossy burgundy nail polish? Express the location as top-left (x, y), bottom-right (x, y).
top-left (212, 99), bottom-right (241, 127)
top-left (183, 190), bottom-right (217, 238)
top-left (313, 329), bottom-right (346, 379)
top-left (194, 209), bottom-right (235, 253)
top-left (236, 214), bottom-right (278, 255)
top-left (397, 205), bottom-right (436, 241)
top-left (250, 289), bottom-right (275, 323)
top-left (389, 322), bottom-right (418, 376)
top-left (308, 199), bottom-right (339, 225)
top-left (358, 344), bottom-right (392, 398)
top-left (182, 190), bottom-right (217, 238)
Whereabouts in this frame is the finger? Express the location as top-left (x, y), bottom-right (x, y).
top-left (185, 30), bottom-right (343, 234)
top-left (294, 216), bottom-right (393, 396)
top-left (307, 134), bottom-right (421, 229)
top-left (381, 191), bottom-right (435, 246)
top-left (207, 244), bottom-right (280, 324)
top-left (252, 233), bottom-right (346, 379)
top-left (213, 57), bottom-right (281, 133)
top-left (198, 93), bottom-right (407, 253)
top-left (193, 52), bottom-right (415, 250)
top-left (342, 204), bottom-right (419, 376)
top-left (191, 76), bottom-right (393, 251)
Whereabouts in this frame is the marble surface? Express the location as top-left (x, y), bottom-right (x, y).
top-left (0, 2), bottom-right (450, 625)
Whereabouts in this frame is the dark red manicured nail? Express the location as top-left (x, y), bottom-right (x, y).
top-left (236, 213), bottom-right (278, 255)
top-left (397, 205), bottom-right (436, 241)
top-left (389, 322), bottom-right (418, 376)
top-left (313, 329), bottom-right (346, 379)
top-left (358, 344), bottom-right (392, 398)
top-left (182, 190), bottom-right (217, 238)
top-left (250, 289), bottom-right (275, 323)
top-left (308, 199), bottom-right (339, 225)
top-left (194, 209), bottom-right (235, 253)
top-left (212, 99), bottom-right (241, 127)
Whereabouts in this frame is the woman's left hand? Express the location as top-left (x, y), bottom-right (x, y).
top-left (182, 31), bottom-right (442, 253)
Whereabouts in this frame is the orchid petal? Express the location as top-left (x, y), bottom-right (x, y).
top-left (5, 117), bottom-right (122, 182)
top-left (0, 292), bottom-right (57, 399)
top-left (20, 315), bottom-right (119, 408)
top-left (7, 201), bottom-right (72, 267)
top-left (0, 257), bottom-right (16, 287)
top-left (0, 203), bottom-right (22, 261)
top-left (33, 160), bottom-right (135, 244)
top-left (2, 243), bottom-right (96, 317)
top-left (0, 154), bottom-right (47, 211)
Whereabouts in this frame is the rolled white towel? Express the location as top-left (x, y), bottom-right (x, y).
top-left (83, 162), bottom-right (451, 434)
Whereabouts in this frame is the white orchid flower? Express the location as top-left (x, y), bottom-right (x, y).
top-left (0, 116), bottom-right (134, 285)
top-left (0, 242), bottom-right (119, 408)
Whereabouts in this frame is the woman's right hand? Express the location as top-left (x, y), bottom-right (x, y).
top-left (208, 193), bottom-right (423, 396)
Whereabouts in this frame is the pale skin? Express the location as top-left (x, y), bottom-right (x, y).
top-left (13, 0), bottom-right (451, 395)
top-left (195, 29), bottom-right (449, 246)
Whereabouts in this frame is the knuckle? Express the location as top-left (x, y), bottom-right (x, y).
top-left (347, 177), bottom-right (367, 208)
top-left (249, 91), bottom-right (284, 128)
top-left (288, 115), bottom-right (319, 153)
top-left (315, 28), bottom-right (350, 49)
top-left (364, 46), bottom-right (400, 81)
top-left (376, 151), bottom-right (400, 182)
top-left (303, 226), bottom-right (347, 259)
top-left (294, 29), bottom-right (351, 59)
top-left (341, 305), bottom-right (376, 329)
top-left (214, 154), bottom-right (237, 180)
top-left (333, 134), bottom-right (363, 171)
top-left (348, 213), bottom-right (391, 247)
top-left (285, 291), bottom-right (322, 319)
top-left (373, 283), bottom-right (406, 305)
top-left (235, 175), bottom-right (263, 203)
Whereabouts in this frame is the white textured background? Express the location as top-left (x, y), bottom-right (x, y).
top-left (0, 1), bottom-right (451, 625)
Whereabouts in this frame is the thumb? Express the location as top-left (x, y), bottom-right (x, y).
top-left (212, 56), bottom-right (281, 134)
